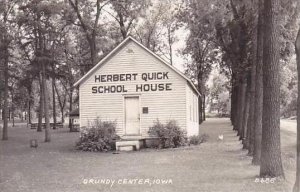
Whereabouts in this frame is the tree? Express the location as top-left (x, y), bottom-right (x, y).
top-left (133, 0), bottom-right (177, 59)
top-left (18, 0), bottom-right (67, 141)
top-left (57, 36), bottom-right (81, 132)
top-left (108, 0), bottom-right (149, 40)
top-left (207, 69), bottom-right (231, 115)
top-left (181, 0), bottom-right (223, 123)
top-left (19, 70), bottom-right (34, 125)
top-left (0, 19), bottom-right (9, 140)
top-left (244, 0), bottom-right (258, 153)
top-left (54, 80), bottom-right (67, 123)
top-left (68, 0), bottom-right (109, 71)
top-left (252, 0), bottom-right (264, 165)
top-left (0, 0), bottom-right (18, 140)
top-left (37, 73), bottom-right (44, 132)
top-left (259, 0), bottom-right (284, 177)
top-left (51, 65), bottom-right (57, 129)
top-left (294, 25), bottom-right (300, 192)
top-left (215, 0), bottom-right (253, 139)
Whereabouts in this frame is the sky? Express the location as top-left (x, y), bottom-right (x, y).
top-left (172, 27), bottom-right (190, 72)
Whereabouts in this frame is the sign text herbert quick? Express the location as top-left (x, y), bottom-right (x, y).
top-left (91, 72), bottom-right (172, 93)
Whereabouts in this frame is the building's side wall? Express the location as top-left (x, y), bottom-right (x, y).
top-left (186, 84), bottom-right (199, 136)
top-left (79, 41), bottom-right (187, 137)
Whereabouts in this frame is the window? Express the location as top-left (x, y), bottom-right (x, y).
top-left (142, 107), bottom-right (148, 114)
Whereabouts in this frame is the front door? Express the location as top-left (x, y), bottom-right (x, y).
top-left (125, 97), bottom-right (140, 135)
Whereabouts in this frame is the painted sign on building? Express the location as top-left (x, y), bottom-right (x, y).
top-left (92, 72), bottom-right (172, 93)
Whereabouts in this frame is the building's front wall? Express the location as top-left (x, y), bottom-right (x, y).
top-left (79, 41), bottom-right (190, 138)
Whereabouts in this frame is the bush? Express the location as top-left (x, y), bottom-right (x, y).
top-left (148, 120), bottom-right (187, 148)
top-left (76, 119), bottom-right (120, 152)
top-left (189, 134), bottom-right (209, 145)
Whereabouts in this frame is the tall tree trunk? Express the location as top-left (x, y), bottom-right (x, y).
top-left (252, 0), bottom-right (264, 165)
top-left (61, 109), bottom-right (65, 124)
top-left (37, 73), bottom-right (44, 132)
top-left (42, 63), bottom-right (51, 142)
top-left (260, 0), bottom-right (284, 177)
top-left (247, 1), bottom-right (258, 155)
top-left (231, 75), bottom-right (238, 129)
top-left (11, 91), bottom-right (14, 127)
top-left (1, 101), bottom-right (2, 121)
top-left (242, 75), bottom-right (251, 149)
top-left (198, 80), bottom-right (203, 124)
top-left (293, 26), bottom-right (300, 192)
top-left (54, 81), bottom-right (65, 124)
top-left (12, 108), bottom-right (14, 127)
top-left (235, 83), bottom-right (242, 133)
top-left (88, 38), bottom-right (96, 71)
top-left (168, 27), bottom-right (173, 65)
top-left (199, 96), bottom-right (203, 124)
top-left (203, 94), bottom-right (206, 121)
top-left (247, 77), bottom-right (255, 153)
top-left (234, 83), bottom-right (241, 131)
top-left (2, 44), bottom-right (9, 140)
top-left (118, 12), bottom-right (127, 40)
top-left (230, 90), bottom-right (235, 125)
top-left (238, 77), bottom-right (247, 140)
top-left (68, 86), bottom-right (74, 132)
top-left (28, 99), bottom-right (31, 124)
top-left (52, 76), bottom-right (57, 130)
top-left (60, 108), bottom-right (65, 123)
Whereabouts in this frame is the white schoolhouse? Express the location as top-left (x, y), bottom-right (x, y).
top-left (74, 36), bottom-right (200, 143)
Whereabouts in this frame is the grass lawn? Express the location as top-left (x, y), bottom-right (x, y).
top-left (0, 118), bottom-right (296, 192)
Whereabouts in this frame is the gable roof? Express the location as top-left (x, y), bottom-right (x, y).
top-left (74, 36), bottom-right (200, 96)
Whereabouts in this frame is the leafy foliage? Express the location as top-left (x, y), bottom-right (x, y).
top-left (207, 69), bottom-right (231, 115)
top-left (148, 120), bottom-right (187, 148)
top-left (189, 134), bottom-right (209, 145)
top-left (76, 119), bottom-right (120, 152)
top-left (280, 58), bottom-right (298, 117)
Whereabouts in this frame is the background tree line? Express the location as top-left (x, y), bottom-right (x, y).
top-left (0, 0), bottom-right (181, 141)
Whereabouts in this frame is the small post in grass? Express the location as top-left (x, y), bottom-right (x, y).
top-left (30, 139), bottom-right (38, 148)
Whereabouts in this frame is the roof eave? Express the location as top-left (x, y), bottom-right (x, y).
top-left (73, 36), bottom-right (201, 95)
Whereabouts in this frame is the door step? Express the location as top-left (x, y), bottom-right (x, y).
top-left (116, 139), bottom-right (145, 151)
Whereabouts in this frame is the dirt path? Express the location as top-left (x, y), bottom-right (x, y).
top-left (0, 118), bottom-right (296, 192)
top-left (280, 119), bottom-right (297, 189)
top-left (281, 119), bottom-right (297, 133)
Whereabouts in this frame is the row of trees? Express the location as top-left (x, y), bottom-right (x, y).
top-left (225, 0), bottom-right (299, 179)
top-left (218, 0), bottom-right (299, 190)
top-left (179, 0), bottom-right (299, 190)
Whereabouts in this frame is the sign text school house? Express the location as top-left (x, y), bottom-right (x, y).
top-left (74, 36), bottom-right (200, 149)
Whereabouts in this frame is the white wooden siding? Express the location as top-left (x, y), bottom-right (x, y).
top-left (79, 41), bottom-right (187, 137)
top-left (186, 84), bottom-right (199, 136)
